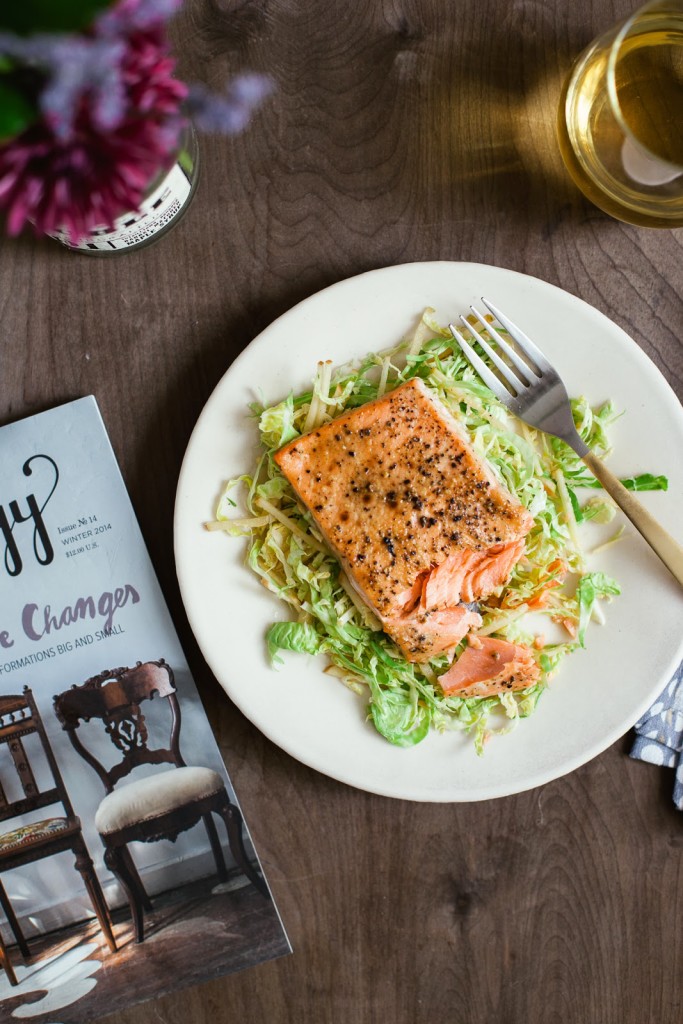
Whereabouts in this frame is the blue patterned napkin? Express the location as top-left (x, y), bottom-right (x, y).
top-left (630, 661), bottom-right (683, 809)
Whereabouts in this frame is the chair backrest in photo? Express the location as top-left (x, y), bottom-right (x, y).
top-left (0, 688), bottom-right (74, 825)
top-left (52, 660), bottom-right (184, 794)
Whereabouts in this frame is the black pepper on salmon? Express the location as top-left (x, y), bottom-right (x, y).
top-left (274, 377), bottom-right (533, 661)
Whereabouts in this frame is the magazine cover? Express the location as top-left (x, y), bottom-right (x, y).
top-left (0, 397), bottom-right (290, 1023)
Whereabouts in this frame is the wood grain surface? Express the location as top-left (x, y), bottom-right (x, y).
top-left (1, 1), bottom-right (682, 1022)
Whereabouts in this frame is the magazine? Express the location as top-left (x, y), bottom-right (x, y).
top-left (0, 397), bottom-right (290, 1023)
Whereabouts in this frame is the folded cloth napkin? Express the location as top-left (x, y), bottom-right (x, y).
top-left (630, 660), bottom-right (683, 810)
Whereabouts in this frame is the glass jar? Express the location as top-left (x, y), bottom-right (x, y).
top-left (47, 123), bottom-right (200, 255)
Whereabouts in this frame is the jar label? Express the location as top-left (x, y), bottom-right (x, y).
top-left (48, 162), bottom-right (193, 252)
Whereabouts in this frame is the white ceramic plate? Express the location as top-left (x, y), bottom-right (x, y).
top-left (174, 262), bottom-right (683, 802)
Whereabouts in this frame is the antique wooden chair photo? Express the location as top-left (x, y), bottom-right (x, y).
top-left (0, 920), bottom-right (17, 988)
top-left (53, 659), bottom-right (267, 944)
top-left (0, 689), bottom-right (116, 987)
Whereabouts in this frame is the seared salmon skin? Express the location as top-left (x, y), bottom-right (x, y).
top-left (274, 377), bottom-right (533, 661)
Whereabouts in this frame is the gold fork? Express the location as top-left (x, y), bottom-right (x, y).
top-left (449, 299), bottom-right (683, 587)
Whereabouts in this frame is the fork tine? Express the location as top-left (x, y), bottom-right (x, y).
top-left (460, 315), bottom-right (526, 395)
top-left (448, 323), bottom-right (514, 404)
top-left (469, 305), bottom-right (536, 383)
top-left (480, 298), bottom-right (553, 374)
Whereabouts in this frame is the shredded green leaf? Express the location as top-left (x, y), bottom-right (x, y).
top-left (266, 621), bottom-right (322, 665)
top-left (575, 572), bottom-right (621, 647)
top-left (615, 474), bottom-right (668, 492)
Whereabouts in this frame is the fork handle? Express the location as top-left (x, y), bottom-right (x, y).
top-left (582, 451), bottom-right (683, 587)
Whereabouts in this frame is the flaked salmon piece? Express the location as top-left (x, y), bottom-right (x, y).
top-left (383, 605), bottom-right (483, 662)
top-left (417, 536), bottom-right (526, 610)
top-left (418, 550), bottom-right (480, 610)
top-left (438, 637), bottom-right (540, 698)
top-left (274, 377), bottom-right (533, 661)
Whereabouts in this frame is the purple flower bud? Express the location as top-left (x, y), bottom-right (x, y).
top-left (0, 33), bottom-right (127, 140)
top-left (96, 0), bottom-right (184, 37)
top-left (185, 74), bottom-right (275, 134)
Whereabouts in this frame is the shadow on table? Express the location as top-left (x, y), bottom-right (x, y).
top-left (366, 2), bottom-right (605, 241)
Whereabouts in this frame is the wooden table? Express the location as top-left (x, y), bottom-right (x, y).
top-left (1, 1), bottom-right (681, 1021)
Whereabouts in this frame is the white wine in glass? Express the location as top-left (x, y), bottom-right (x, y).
top-left (557, 1), bottom-right (683, 227)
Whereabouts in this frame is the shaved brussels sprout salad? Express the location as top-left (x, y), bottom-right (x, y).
top-left (207, 310), bottom-right (667, 753)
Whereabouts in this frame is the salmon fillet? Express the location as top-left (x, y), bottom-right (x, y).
top-left (274, 377), bottom-right (533, 662)
top-left (438, 636), bottom-right (540, 697)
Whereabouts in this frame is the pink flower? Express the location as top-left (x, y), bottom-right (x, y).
top-left (0, 27), bottom-right (187, 241)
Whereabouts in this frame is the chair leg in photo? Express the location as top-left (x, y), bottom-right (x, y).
top-left (72, 837), bottom-right (117, 953)
top-left (120, 846), bottom-right (152, 912)
top-left (203, 813), bottom-right (228, 882)
top-left (104, 845), bottom-right (145, 944)
top-left (0, 879), bottom-right (30, 961)
top-left (218, 801), bottom-right (268, 897)
top-left (0, 927), bottom-right (18, 988)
